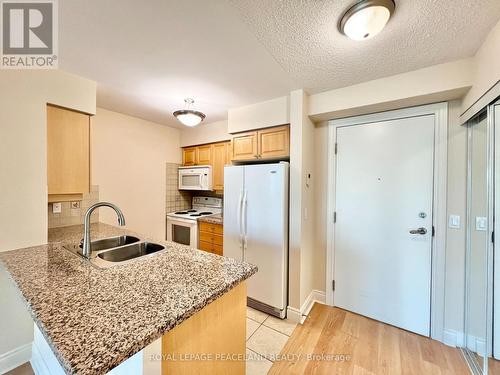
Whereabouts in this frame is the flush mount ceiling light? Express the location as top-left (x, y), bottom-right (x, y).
top-left (173, 98), bottom-right (206, 127)
top-left (339, 0), bottom-right (395, 41)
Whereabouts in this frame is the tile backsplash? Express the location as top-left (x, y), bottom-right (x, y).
top-left (166, 163), bottom-right (192, 213)
top-left (48, 185), bottom-right (99, 228)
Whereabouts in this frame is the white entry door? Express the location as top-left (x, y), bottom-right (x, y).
top-left (334, 114), bottom-right (435, 336)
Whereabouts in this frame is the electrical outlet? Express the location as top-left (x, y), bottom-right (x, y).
top-left (52, 202), bottom-right (62, 214)
top-left (71, 201), bottom-right (81, 209)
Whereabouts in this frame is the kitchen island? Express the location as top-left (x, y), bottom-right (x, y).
top-left (0, 223), bottom-right (257, 375)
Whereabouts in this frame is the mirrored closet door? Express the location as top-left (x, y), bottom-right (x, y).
top-left (463, 99), bottom-right (499, 374)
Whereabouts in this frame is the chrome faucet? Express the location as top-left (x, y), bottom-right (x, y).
top-left (82, 202), bottom-right (125, 259)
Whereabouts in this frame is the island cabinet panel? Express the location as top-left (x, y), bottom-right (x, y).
top-left (162, 281), bottom-right (246, 375)
top-left (258, 125), bottom-right (290, 159)
top-left (182, 147), bottom-right (197, 166)
top-left (47, 105), bottom-right (90, 199)
top-left (231, 131), bottom-right (258, 161)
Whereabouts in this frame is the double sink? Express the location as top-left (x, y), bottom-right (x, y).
top-left (64, 235), bottom-right (165, 268)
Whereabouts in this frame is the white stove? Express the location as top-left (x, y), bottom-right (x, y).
top-left (167, 197), bottom-right (222, 221)
top-left (166, 197), bottom-right (222, 247)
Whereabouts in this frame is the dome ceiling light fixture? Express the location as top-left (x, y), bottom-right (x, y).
top-left (173, 98), bottom-right (206, 127)
top-left (339, 0), bottom-right (395, 41)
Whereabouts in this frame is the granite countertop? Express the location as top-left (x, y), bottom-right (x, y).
top-left (0, 223), bottom-right (256, 375)
top-left (198, 213), bottom-right (223, 225)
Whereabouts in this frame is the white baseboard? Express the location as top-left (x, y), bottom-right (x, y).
top-left (286, 306), bottom-right (302, 324)
top-left (301, 290), bottom-right (326, 318)
top-left (287, 290), bottom-right (326, 324)
top-left (443, 328), bottom-right (465, 347)
top-left (0, 343), bottom-right (31, 374)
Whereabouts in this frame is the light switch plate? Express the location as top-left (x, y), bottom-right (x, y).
top-left (476, 216), bottom-right (488, 231)
top-left (448, 215), bottom-right (460, 229)
top-left (52, 202), bottom-right (62, 214)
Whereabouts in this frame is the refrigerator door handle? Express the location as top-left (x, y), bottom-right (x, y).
top-left (237, 189), bottom-right (244, 248)
top-left (242, 189), bottom-right (248, 250)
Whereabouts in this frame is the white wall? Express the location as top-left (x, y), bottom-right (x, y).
top-left (0, 70), bottom-right (96, 364)
top-left (92, 108), bottom-right (181, 241)
top-left (462, 19), bottom-right (500, 114)
top-left (180, 120), bottom-right (231, 147)
top-left (228, 96), bottom-right (289, 133)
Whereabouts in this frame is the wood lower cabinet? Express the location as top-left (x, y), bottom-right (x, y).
top-left (198, 221), bottom-right (223, 256)
top-left (47, 105), bottom-right (90, 200)
top-left (231, 124), bottom-right (289, 162)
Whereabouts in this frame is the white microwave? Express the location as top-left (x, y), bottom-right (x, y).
top-left (178, 165), bottom-right (213, 191)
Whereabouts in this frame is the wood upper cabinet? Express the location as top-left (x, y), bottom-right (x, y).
top-left (258, 125), bottom-right (289, 159)
top-left (181, 141), bottom-right (231, 191)
top-left (197, 144), bottom-right (212, 165)
top-left (231, 125), bottom-right (290, 161)
top-left (232, 131), bottom-right (258, 161)
top-left (183, 147), bottom-right (197, 166)
top-left (212, 142), bottom-right (228, 191)
top-left (47, 105), bottom-right (90, 197)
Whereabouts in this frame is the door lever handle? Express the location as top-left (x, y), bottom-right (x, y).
top-left (409, 227), bottom-right (427, 235)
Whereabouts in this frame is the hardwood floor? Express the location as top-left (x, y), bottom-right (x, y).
top-left (269, 303), bottom-right (470, 375)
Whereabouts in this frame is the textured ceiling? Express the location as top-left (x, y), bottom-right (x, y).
top-left (228, 0), bottom-right (500, 93)
top-left (59, 1), bottom-right (500, 127)
top-left (58, 0), bottom-right (296, 128)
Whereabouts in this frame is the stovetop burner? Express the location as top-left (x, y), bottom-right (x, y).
top-left (199, 211), bottom-right (213, 215)
top-left (175, 211), bottom-right (188, 214)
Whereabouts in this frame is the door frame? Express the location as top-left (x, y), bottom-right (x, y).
top-left (325, 102), bottom-right (448, 342)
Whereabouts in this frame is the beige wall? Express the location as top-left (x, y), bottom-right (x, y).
top-left (288, 90), bottom-right (316, 311)
top-left (462, 19), bottom-right (500, 113)
top-left (0, 70), bottom-right (96, 359)
top-left (444, 101), bottom-right (467, 335)
top-left (309, 59), bottom-right (473, 122)
top-left (180, 120), bottom-right (231, 147)
top-left (91, 108), bottom-right (181, 241)
top-left (228, 96), bottom-right (289, 133)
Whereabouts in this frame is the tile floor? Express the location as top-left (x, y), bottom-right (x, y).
top-left (245, 307), bottom-right (298, 375)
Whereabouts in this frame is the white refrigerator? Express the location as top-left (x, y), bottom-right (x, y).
top-left (224, 162), bottom-right (289, 318)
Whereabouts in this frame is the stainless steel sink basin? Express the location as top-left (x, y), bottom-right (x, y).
top-left (97, 242), bottom-right (165, 263)
top-left (63, 236), bottom-right (167, 268)
top-left (84, 235), bottom-right (140, 252)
